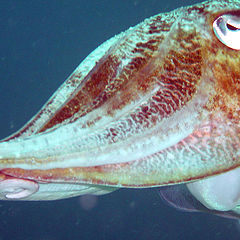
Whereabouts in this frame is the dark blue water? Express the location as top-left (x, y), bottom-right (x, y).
top-left (0, 1), bottom-right (239, 239)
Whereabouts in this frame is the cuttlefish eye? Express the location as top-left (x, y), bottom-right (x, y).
top-left (213, 11), bottom-right (240, 50)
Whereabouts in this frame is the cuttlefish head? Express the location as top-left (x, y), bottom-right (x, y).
top-left (181, 5), bottom-right (240, 215)
top-left (157, 3), bottom-right (240, 216)
top-left (204, 9), bottom-right (240, 127)
top-left (0, 0), bottom-right (239, 218)
top-left (155, 3), bottom-right (240, 216)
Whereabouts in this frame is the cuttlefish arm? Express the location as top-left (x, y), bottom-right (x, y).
top-left (0, 0), bottom-right (240, 216)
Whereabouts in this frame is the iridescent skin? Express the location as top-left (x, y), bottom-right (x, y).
top-left (0, 0), bottom-right (239, 201)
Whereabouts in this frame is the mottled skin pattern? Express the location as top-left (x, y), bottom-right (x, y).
top-left (0, 0), bottom-right (240, 200)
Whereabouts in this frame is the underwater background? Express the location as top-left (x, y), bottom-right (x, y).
top-left (0, 0), bottom-right (239, 239)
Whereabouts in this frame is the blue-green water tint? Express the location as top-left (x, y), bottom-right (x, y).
top-left (0, 1), bottom-right (239, 239)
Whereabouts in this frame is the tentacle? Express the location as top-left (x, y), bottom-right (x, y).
top-left (187, 167), bottom-right (240, 211)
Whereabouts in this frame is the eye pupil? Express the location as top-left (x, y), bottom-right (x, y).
top-left (226, 23), bottom-right (239, 31)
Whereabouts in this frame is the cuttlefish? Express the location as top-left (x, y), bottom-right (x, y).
top-left (0, 0), bottom-right (240, 218)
